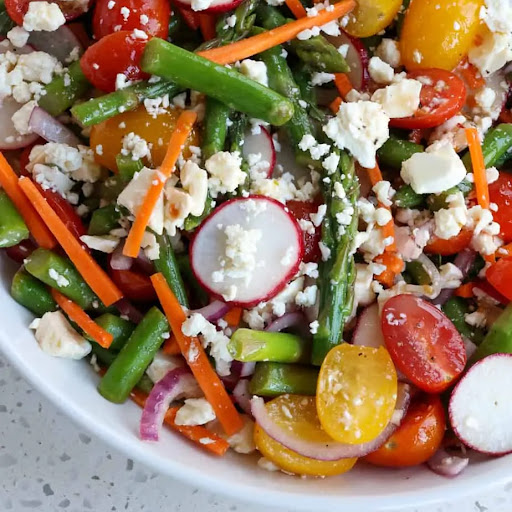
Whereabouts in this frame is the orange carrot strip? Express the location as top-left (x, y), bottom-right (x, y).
top-left (0, 153), bottom-right (56, 249)
top-left (374, 252), bottom-right (405, 288)
top-left (334, 73), bottom-right (353, 99)
top-left (454, 282), bottom-right (475, 298)
top-left (18, 177), bottom-right (123, 306)
top-left (224, 307), bottom-right (242, 327)
top-left (198, 14), bottom-right (217, 41)
top-left (130, 388), bottom-right (230, 456)
top-left (465, 127), bottom-right (489, 210)
top-left (162, 334), bottom-right (181, 355)
top-left (151, 273), bottom-right (244, 436)
top-left (51, 289), bottom-right (114, 348)
top-left (197, 0), bottom-right (356, 64)
top-left (329, 96), bottom-right (342, 114)
top-left (457, 60), bottom-right (485, 89)
top-left (285, 0), bottom-right (307, 18)
top-left (123, 111), bottom-right (197, 258)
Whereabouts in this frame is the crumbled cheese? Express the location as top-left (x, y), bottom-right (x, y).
top-left (483, 0), bottom-right (512, 34)
top-left (439, 263), bottom-right (464, 289)
top-left (465, 310), bottom-right (487, 328)
top-left (11, 100), bottom-right (36, 135)
top-left (375, 38), bottom-right (401, 68)
top-left (146, 353), bottom-right (184, 383)
top-left (115, 73), bottom-right (133, 90)
top-left (318, 241), bottom-right (331, 261)
top-left (225, 415), bottom-right (256, 454)
top-left (48, 268), bottom-right (70, 287)
top-left (353, 263), bottom-right (376, 308)
top-left (311, 72), bottom-right (335, 86)
top-left (174, 398), bottom-right (216, 426)
top-left (239, 59), bottom-right (268, 87)
top-left (368, 56), bottom-right (394, 84)
top-left (322, 152), bottom-right (340, 174)
top-left (121, 132), bottom-right (151, 161)
top-left (371, 79), bottom-right (422, 118)
top-left (298, 134), bottom-right (330, 160)
top-left (372, 180), bottom-right (395, 207)
top-left (143, 94), bottom-right (170, 118)
top-left (309, 320), bottom-right (319, 334)
top-left (23, 1), bottom-right (66, 31)
top-left (32, 164), bottom-right (74, 199)
top-left (295, 285), bottom-right (318, 308)
top-left (79, 235), bottom-right (119, 253)
top-left (434, 190), bottom-right (467, 239)
top-left (7, 27), bottom-right (29, 48)
top-left (309, 204), bottom-right (327, 227)
top-left (179, 160), bottom-right (208, 216)
top-left (205, 151), bottom-right (246, 197)
top-left (468, 29), bottom-right (512, 76)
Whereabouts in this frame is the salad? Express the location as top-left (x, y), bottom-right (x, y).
top-left (1, 0), bottom-right (512, 479)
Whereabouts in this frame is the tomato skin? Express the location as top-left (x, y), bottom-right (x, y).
top-left (109, 268), bottom-right (156, 302)
top-left (5, 239), bottom-right (36, 263)
top-left (93, 0), bottom-right (170, 39)
top-left (425, 228), bottom-right (473, 256)
top-left (390, 69), bottom-right (467, 129)
top-left (343, 0), bottom-right (402, 38)
top-left (489, 172), bottom-right (512, 244)
top-left (381, 295), bottom-right (466, 393)
top-left (486, 258), bottom-right (512, 302)
top-left (5, 0), bottom-right (91, 23)
top-left (364, 394), bottom-right (446, 467)
top-left (286, 200), bottom-right (321, 263)
top-left (80, 31), bottom-right (149, 92)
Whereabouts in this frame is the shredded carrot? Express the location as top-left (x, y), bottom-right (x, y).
top-left (197, 0), bottom-right (356, 64)
top-left (51, 289), bottom-right (114, 348)
top-left (285, 0), bottom-right (307, 18)
top-left (224, 307), bottom-right (242, 327)
top-left (130, 388), bottom-right (230, 456)
top-left (123, 111), bottom-right (197, 258)
top-left (198, 14), bottom-right (217, 41)
top-left (18, 177), bottom-right (123, 307)
top-left (0, 153), bottom-right (56, 249)
top-left (329, 96), bottom-right (342, 114)
top-left (465, 127), bottom-right (489, 210)
top-left (334, 73), bottom-right (353, 99)
top-left (162, 334), bottom-right (181, 355)
top-left (457, 59), bottom-right (485, 89)
top-left (151, 273), bottom-right (244, 436)
top-left (454, 282), bottom-right (475, 298)
top-left (374, 252), bottom-right (405, 288)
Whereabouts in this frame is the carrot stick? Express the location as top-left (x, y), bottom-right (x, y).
top-left (285, 0), bottom-right (307, 18)
top-left (151, 273), bottom-right (244, 436)
top-left (454, 282), bottom-right (475, 298)
top-left (130, 388), bottom-right (230, 456)
top-left (198, 14), bottom-right (217, 41)
top-left (123, 111), bottom-right (197, 258)
top-left (0, 153), bottom-right (56, 249)
top-left (18, 177), bottom-right (123, 307)
top-left (329, 96), bottom-right (342, 114)
top-left (334, 73), bottom-right (353, 99)
top-left (374, 252), bottom-right (405, 288)
top-left (162, 334), bottom-right (181, 355)
top-left (51, 289), bottom-right (114, 348)
top-left (224, 307), bottom-right (242, 327)
top-left (197, 0), bottom-right (356, 64)
top-left (465, 127), bottom-right (489, 210)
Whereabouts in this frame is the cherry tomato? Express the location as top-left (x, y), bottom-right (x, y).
top-left (109, 268), bottom-right (157, 302)
top-left (390, 69), bottom-right (467, 129)
top-left (400, 0), bottom-right (484, 71)
top-left (90, 105), bottom-right (200, 172)
top-left (486, 258), bottom-right (512, 302)
top-left (489, 172), bottom-right (512, 244)
top-left (253, 395), bottom-right (357, 476)
top-left (343, 0), bottom-right (402, 38)
top-left (4, 239), bottom-right (36, 263)
top-left (424, 228), bottom-right (473, 256)
top-left (364, 394), bottom-right (446, 467)
top-left (381, 295), bottom-right (466, 393)
top-left (93, 0), bottom-right (170, 39)
top-left (286, 200), bottom-right (321, 263)
top-left (176, 6), bottom-right (199, 30)
top-left (80, 31), bottom-right (149, 92)
top-left (5, 0), bottom-right (90, 24)
top-left (317, 344), bottom-right (397, 444)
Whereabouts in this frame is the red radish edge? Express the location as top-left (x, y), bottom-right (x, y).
top-left (190, 195), bottom-right (304, 308)
top-left (242, 125), bottom-right (276, 179)
top-left (173, 0), bottom-right (244, 14)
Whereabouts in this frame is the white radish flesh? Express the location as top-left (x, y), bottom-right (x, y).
top-left (174, 0), bottom-right (244, 13)
top-left (352, 303), bottom-right (385, 348)
top-left (190, 196), bottom-right (303, 307)
top-left (242, 125), bottom-right (275, 178)
top-left (0, 97), bottom-right (39, 150)
top-left (449, 353), bottom-right (512, 455)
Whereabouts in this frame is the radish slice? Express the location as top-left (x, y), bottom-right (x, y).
top-left (449, 353), bottom-right (512, 455)
top-left (173, 0), bottom-right (244, 13)
top-left (28, 25), bottom-right (83, 63)
top-left (0, 97), bottom-right (39, 150)
top-left (242, 125), bottom-right (275, 178)
top-left (190, 196), bottom-right (304, 307)
top-left (352, 304), bottom-right (385, 348)
top-left (29, 106), bottom-right (81, 146)
top-left (327, 31), bottom-right (369, 91)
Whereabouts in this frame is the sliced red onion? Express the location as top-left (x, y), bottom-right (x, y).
top-left (191, 300), bottom-right (232, 323)
top-left (140, 367), bottom-right (197, 441)
top-left (230, 360), bottom-right (256, 378)
top-left (427, 448), bottom-right (469, 478)
top-left (29, 106), bottom-right (81, 147)
top-left (266, 311), bottom-right (309, 335)
top-left (110, 244), bottom-right (134, 270)
top-left (136, 249), bottom-right (155, 275)
top-left (28, 25), bottom-right (83, 63)
top-left (463, 337), bottom-right (478, 360)
top-left (232, 379), bottom-right (253, 416)
top-left (251, 383), bottom-right (411, 461)
top-left (115, 298), bottom-right (144, 323)
top-left (417, 253), bottom-right (442, 297)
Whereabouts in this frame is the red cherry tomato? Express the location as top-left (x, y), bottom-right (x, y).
top-left (489, 172), bottom-right (512, 244)
top-left (4, 239), bottom-right (36, 263)
top-left (109, 268), bottom-right (156, 302)
top-left (390, 69), bottom-right (466, 129)
top-left (93, 0), bottom-right (170, 39)
top-left (80, 30), bottom-right (149, 92)
top-left (5, 0), bottom-right (90, 24)
top-left (286, 200), bottom-right (321, 263)
top-left (364, 394), bottom-right (446, 467)
top-left (381, 294), bottom-right (466, 393)
top-left (424, 228), bottom-right (473, 256)
top-left (176, 6), bottom-right (200, 30)
top-left (486, 258), bottom-right (512, 302)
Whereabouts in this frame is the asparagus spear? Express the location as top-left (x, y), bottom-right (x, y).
top-left (377, 135), bottom-right (424, 170)
top-left (249, 362), bottom-right (318, 396)
top-left (202, 97), bottom-right (231, 161)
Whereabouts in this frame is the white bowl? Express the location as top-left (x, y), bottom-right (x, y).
top-left (1, 253), bottom-right (511, 510)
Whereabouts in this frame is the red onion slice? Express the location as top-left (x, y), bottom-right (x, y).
top-left (192, 300), bottom-right (232, 323)
top-left (140, 367), bottom-right (197, 441)
top-left (265, 311), bottom-right (309, 334)
top-left (251, 383), bottom-right (411, 461)
top-left (110, 244), bottom-right (134, 270)
top-left (427, 448), bottom-right (469, 478)
top-left (232, 379), bottom-right (253, 416)
top-left (28, 25), bottom-right (83, 62)
top-left (114, 298), bottom-right (144, 324)
top-left (29, 107), bottom-right (81, 147)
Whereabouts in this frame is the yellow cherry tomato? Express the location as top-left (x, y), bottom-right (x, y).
top-left (317, 344), bottom-right (397, 444)
top-left (253, 395), bottom-right (357, 476)
top-left (343, 0), bottom-right (402, 38)
top-left (90, 105), bottom-right (199, 172)
top-left (400, 0), bottom-right (484, 71)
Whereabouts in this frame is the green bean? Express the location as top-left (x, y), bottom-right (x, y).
top-left (176, 253), bottom-right (209, 307)
top-left (116, 154), bottom-right (144, 182)
top-left (426, 180), bottom-right (473, 211)
top-left (442, 297), bottom-right (485, 346)
top-left (394, 184), bottom-right (425, 209)
top-left (11, 270), bottom-right (56, 316)
top-left (249, 362), bottom-right (318, 396)
top-left (183, 198), bottom-right (214, 231)
top-left (98, 175), bottom-right (127, 202)
top-left (472, 302), bottom-right (512, 362)
top-left (462, 123), bottom-right (512, 171)
top-left (141, 38), bottom-right (294, 126)
top-left (93, 313), bottom-right (135, 351)
top-left (87, 204), bottom-right (121, 236)
top-left (202, 97), bottom-right (230, 161)
top-left (406, 260), bottom-right (432, 286)
top-left (98, 307), bottom-right (168, 403)
top-left (377, 136), bottom-right (424, 170)
top-left (0, 190), bottom-right (29, 247)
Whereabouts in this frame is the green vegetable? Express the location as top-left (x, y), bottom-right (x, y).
top-left (405, 259), bottom-right (432, 285)
top-left (442, 297), bottom-right (485, 346)
top-left (249, 362), bottom-right (318, 396)
top-left (0, 0), bottom-right (15, 36)
top-left (177, 253), bottom-right (209, 307)
top-left (39, 61), bottom-right (91, 117)
top-left (202, 97), bottom-right (230, 161)
top-left (24, 248), bottom-right (99, 310)
top-left (426, 180), bottom-right (473, 211)
top-left (153, 233), bottom-right (189, 307)
top-left (93, 313), bottom-right (135, 351)
top-left (0, 189), bottom-right (29, 247)
top-left (10, 270), bottom-right (57, 316)
top-left (472, 303), bottom-right (512, 361)
top-left (292, 64), bottom-right (325, 123)
top-left (229, 328), bottom-right (309, 363)
top-left (184, 197), bottom-right (214, 231)
top-left (377, 136), bottom-right (424, 170)
top-left (394, 184), bottom-right (425, 209)
top-left (141, 38), bottom-right (294, 126)
top-left (87, 204), bottom-right (121, 236)
top-left (99, 175), bottom-right (127, 202)
top-left (71, 80), bottom-right (184, 126)
top-left (91, 344), bottom-right (118, 367)
top-left (98, 307), bottom-right (168, 403)
top-left (116, 154), bottom-right (144, 182)
top-left (462, 123), bottom-right (512, 171)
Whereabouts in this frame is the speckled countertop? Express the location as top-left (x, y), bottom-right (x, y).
top-left (1, 355), bottom-right (511, 512)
